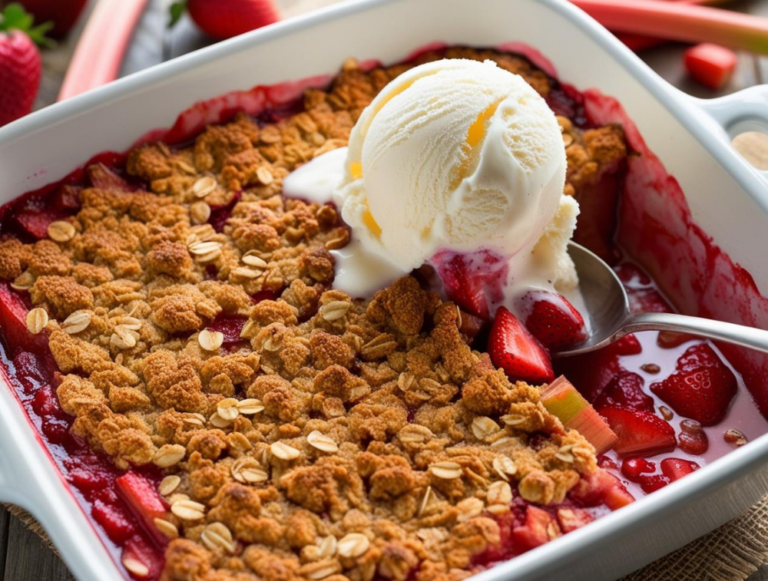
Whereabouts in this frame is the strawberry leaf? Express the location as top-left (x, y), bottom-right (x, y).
top-left (0, 3), bottom-right (54, 47)
top-left (169, 0), bottom-right (188, 28)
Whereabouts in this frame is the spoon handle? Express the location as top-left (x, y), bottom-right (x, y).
top-left (625, 312), bottom-right (768, 354)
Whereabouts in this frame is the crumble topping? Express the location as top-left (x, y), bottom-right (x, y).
top-left (0, 48), bottom-right (628, 581)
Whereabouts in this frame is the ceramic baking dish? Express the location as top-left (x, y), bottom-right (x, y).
top-left (2, 0), bottom-right (768, 579)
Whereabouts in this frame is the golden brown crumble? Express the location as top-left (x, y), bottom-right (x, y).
top-left (0, 48), bottom-right (627, 581)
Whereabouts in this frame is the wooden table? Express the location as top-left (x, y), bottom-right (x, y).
top-left (5, 0), bottom-right (768, 578)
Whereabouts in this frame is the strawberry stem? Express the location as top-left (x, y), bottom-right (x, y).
top-left (0, 3), bottom-right (54, 47)
top-left (168, 0), bottom-right (188, 29)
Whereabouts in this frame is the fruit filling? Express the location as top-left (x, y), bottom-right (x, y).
top-left (0, 45), bottom-right (765, 581)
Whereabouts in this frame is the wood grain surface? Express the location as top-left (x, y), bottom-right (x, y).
top-left (8, 0), bottom-right (768, 579)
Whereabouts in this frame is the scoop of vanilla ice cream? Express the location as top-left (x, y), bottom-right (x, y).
top-left (335, 58), bottom-right (568, 274)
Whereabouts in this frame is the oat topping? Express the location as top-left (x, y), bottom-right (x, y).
top-left (0, 47), bottom-right (630, 581)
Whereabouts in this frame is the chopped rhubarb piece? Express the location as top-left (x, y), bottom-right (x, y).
top-left (600, 407), bottom-right (676, 458)
top-left (661, 457), bottom-right (700, 482)
top-left (556, 508), bottom-right (594, 533)
top-left (88, 163), bottom-right (135, 192)
top-left (489, 307), bottom-right (554, 384)
top-left (122, 535), bottom-right (165, 580)
top-left (684, 43), bottom-right (737, 91)
top-left (512, 506), bottom-right (559, 550)
top-left (594, 372), bottom-right (654, 413)
top-left (0, 283), bottom-right (48, 355)
top-left (92, 499), bottom-right (137, 544)
top-left (518, 290), bottom-right (588, 349)
top-left (115, 472), bottom-right (169, 547)
top-left (540, 377), bottom-right (618, 454)
top-left (650, 343), bottom-right (737, 426)
top-left (12, 208), bottom-right (62, 240)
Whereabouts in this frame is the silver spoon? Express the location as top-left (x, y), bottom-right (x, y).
top-left (555, 243), bottom-right (768, 357)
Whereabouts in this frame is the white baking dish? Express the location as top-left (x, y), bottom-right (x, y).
top-left (2, 0), bottom-right (768, 579)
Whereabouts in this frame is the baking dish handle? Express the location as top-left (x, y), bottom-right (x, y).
top-left (690, 85), bottom-right (768, 179)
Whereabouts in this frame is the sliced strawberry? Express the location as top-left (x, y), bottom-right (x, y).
top-left (540, 376), bottom-right (617, 454)
top-left (0, 282), bottom-right (48, 355)
top-left (115, 472), bottom-right (169, 548)
top-left (600, 407), bottom-right (676, 458)
top-left (88, 163), bottom-right (134, 192)
top-left (556, 508), bottom-right (594, 533)
top-left (489, 306), bottom-right (553, 384)
top-left (208, 313), bottom-right (248, 345)
top-left (513, 505), bottom-right (559, 550)
top-left (434, 253), bottom-right (489, 319)
top-left (433, 250), bottom-right (507, 321)
top-left (518, 290), bottom-right (587, 349)
top-left (593, 372), bottom-right (654, 413)
top-left (122, 535), bottom-right (166, 580)
top-left (638, 474), bottom-right (670, 493)
top-left (649, 343), bottom-right (737, 426)
top-left (555, 334), bottom-right (641, 402)
top-left (660, 458), bottom-right (699, 482)
top-left (620, 457), bottom-right (656, 481)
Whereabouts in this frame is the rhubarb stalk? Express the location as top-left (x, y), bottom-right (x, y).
top-left (58, 0), bottom-right (149, 101)
top-left (615, 0), bottom-right (732, 51)
top-left (572, 0), bottom-right (768, 54)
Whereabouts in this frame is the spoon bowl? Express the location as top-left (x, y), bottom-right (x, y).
top-left (556, 243), bottom-right (768, 357)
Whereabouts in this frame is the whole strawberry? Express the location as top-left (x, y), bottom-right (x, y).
top-left (0, 3), bottom-right (51, 127)
top-left (17, 0), bottom-right (88, 38)
top-left (170, 0), bottom-right (280, 40)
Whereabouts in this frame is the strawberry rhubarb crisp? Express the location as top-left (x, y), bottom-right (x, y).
top-left (0, 46), bottom-right (757, 581)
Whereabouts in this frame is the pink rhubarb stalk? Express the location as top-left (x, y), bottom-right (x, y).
top-left (614, 0), bottom-right (733, 51)
top-left (572, 0), bottom-right (768, 55)
top-left (58, 0), bottom-right (148, 101)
